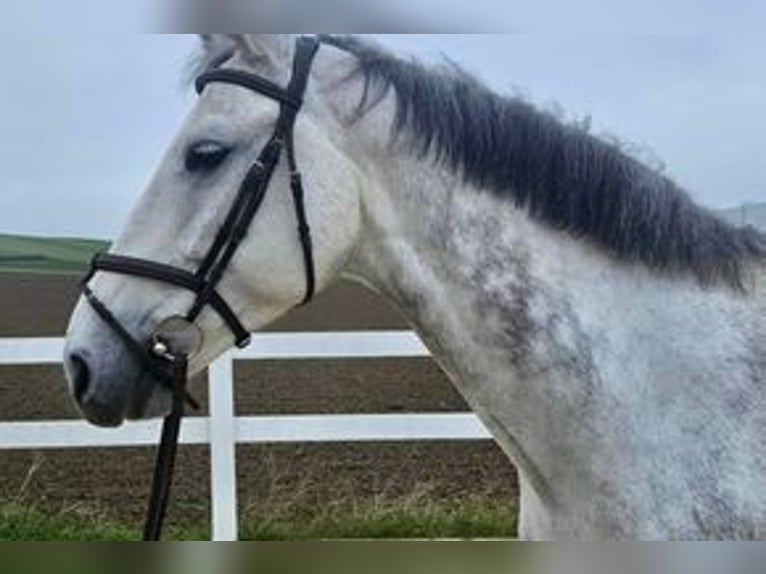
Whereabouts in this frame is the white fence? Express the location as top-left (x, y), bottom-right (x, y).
top-left (0, 332), bottom-right (492, 541)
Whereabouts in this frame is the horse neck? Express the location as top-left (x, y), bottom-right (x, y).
top-left (343, 118), bottom-right (601, 378)
top-left (321, 49), bottom-right (766, 537)
top-left (342, 103), bottom-right (766, 531)
top-left (344, 138), bottom-right (599, 501)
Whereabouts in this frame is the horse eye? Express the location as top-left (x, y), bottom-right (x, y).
top-left (185, 141), bottom-right (231, 174)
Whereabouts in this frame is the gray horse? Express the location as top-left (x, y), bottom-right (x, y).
top-left (64, 35), bottom-right (766, 539)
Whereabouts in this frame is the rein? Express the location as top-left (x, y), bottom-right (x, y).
top-left (80, 36), bottom-right (322, 541)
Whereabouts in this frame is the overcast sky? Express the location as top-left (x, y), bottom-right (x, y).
top-left (1, 33), bottom-right (765, 238)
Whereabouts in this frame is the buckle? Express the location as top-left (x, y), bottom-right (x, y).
top-left (236, 334), bottom-right (252, 349)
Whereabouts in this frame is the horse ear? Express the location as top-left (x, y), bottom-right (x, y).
top-left (228, 35), bottom-right (289, 66)
top-left (199, 34), bottom-right (221, 51)
top-left (198, 34), bottom-right (233, 57)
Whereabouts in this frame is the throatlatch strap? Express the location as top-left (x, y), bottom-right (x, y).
top-left (285, 36), bottom-right (321, 304)
top-left (291, 172), bottom-right (315, 305)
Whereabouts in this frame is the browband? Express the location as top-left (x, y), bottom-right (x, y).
top-left (196, 69), bottom-right (303, 110)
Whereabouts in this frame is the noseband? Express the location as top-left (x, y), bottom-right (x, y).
top-left (80, 36), bottom-right (322, 540)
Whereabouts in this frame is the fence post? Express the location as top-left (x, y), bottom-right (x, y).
top-left (208, 352), bottom-right (238, 541)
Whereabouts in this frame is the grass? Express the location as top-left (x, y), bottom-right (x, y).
top-left (1, 501), bottom-right (142, 541)
top-left (0, 234), bottom-right (108, 275)
top-left (0, 501), bottom-right (206, 541)
top-left (241, 488), bottom-right (517, 541)
top-left (0, 490), bottom-right (516, 541)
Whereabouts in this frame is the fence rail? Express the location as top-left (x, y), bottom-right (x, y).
top-left (0, 332), bottom-right (491, 541)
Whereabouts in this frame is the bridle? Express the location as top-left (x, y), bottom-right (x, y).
top-left (80, 35), bottom-right (322, 540)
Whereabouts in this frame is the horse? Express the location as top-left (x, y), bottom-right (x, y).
top-left (63, 34), bottom-right (766, 540)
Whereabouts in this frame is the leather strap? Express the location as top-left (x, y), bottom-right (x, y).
top-left (291, 172), bottom-right (315, 305)
top-left (90, 254), bottom-right (251, 348)
top-left (142, 356), bottom-right (187, 541)
top-left (196, 69), bottom-right (302, 110)
top-left (83, 285), bottom-right (200, 410)
top-left (185, 138), bottom-right (283, 327)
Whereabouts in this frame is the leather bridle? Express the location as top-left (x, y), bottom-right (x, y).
top-left (80, 36), bottom-right (322, 540)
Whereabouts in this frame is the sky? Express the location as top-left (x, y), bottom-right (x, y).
top-left (1, 33), bottom-right (765, 238)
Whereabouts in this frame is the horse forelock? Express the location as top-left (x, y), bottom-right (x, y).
top-left (321, 35), bottom-right (766, 290)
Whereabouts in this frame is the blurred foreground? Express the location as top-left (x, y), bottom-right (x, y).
top-left (4, 541), bottom-right (766, 574)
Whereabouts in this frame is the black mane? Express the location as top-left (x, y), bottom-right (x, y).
top-left (322, 35), bottom-right (766, 289)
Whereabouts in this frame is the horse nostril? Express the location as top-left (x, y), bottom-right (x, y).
top-left (69, 354), bottom-right (91, 403)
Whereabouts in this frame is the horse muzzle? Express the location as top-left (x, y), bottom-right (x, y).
top-left (63, 313), bottom-right (191, 427)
